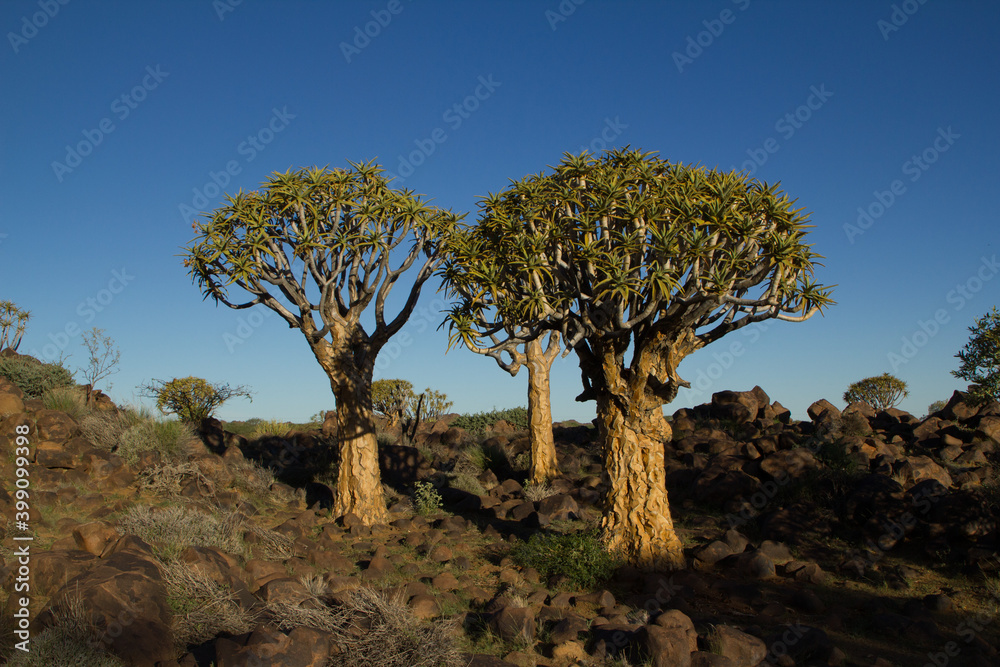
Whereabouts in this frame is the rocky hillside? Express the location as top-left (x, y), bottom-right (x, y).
top-left (0, 378), bottom-right (997, 666)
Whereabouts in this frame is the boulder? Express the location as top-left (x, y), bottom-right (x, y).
top-left (897, 456), bottom-right (953, 489)
top-left (34, 551), bottom-right (174, 666)
top-left (807, 399), bottom-right (840, 422)
top-left (35, 409), bottom-right (80, 442)
top-left (711, 391), bottom-right (760, 424)
top-left (705, 625), bottom-right (767, 667)
top-left (489, 606), bottom-right (536, 643)
top-left (642, 623), bottom-right (694, 667)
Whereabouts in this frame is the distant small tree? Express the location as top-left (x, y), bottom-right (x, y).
top-left (412, 388), bottom-right (452, 420)
top-left (79, 328), bottom-right (121, 402)
top-left (952, 306), bottom-right (1000, 405)
top-left (843, 373), bottom-right (908, 411)
top-left (140, 376), bottom-right (253, 423)
top-left (926, 399), bottom-right (947, 416)
top-left (371, 379), bottom-right (452, 422)
top-left (371, 379), bottom-right (414, 425)
top-left (0, 301), bottom-right (30, 352)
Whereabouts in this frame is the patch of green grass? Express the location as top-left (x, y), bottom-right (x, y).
top-left (41, 386), bottom-right (90, 420)
top-left (509, 527), bottom-right (621, 590)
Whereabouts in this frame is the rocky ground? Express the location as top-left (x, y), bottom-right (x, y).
top-left (0, 377), bottom-right (998, 667)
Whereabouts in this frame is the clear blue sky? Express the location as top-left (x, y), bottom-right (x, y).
top-left (2, 1), bottom-right (998, 423)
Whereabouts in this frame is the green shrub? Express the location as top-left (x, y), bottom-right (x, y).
top-left (413, 481), bottom-right (442, 516)
top-left (80, 407), bottom-right (193, 464)
top-left (42, 386), bottom-right (89, 420)
top-left (0, 356), bottom-right (75, 398)
top-left (451, 407), bottom-right (529, 433)
top-left (509, 528), bottom-right (620, 589)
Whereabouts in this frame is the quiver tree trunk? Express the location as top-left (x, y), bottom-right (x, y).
top-left (596, 395), bottom-right (683, 570)
top-left (311, 334), bottom-right (388, 526)
top-left (526, 336), bottom-right (559, 484)
top-left (589, 331), bottom-right (699, 571)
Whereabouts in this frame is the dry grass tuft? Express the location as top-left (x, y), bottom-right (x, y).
top-left (266, 586), bottom-right (463, 666)
top-left (157, 558), bottom-right (260, 648)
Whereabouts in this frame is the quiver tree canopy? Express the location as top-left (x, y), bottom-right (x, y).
top-left (183, 162), bottom-right (463, 524)
top-left (444, 148), bottom-right (834, 569)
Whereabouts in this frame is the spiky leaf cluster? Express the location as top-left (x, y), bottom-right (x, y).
top-left (843, 373), bottom-right (909, 411)
top-left (442, 149), bottom-right (834, 372)
top-left (952, 306), bottom-right (1000, 405)
top-left (184, 163), bottom-right (462, 350)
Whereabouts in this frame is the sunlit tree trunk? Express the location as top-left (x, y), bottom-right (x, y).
top-left (310, 331), bottom-right (388, 526)
top-left (590, 331), bottom-right (700, 570)
top-left (526, 336), bottom-right (559, 484)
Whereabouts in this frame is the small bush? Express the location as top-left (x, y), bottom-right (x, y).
top-left (80, 407), bottom-right (193, 465)
top-left (413, 481), bottom-right (442, 516)
top-left (42, 386), bottom-right (89, 420)
top-left (451, 407), bottom-right (529, 434)
top-left (0, 356), bottom-right (75, 399)
top-left (509, 528), bottom-right (620, 589)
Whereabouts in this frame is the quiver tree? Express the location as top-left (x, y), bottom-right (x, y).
top-left (446, 149), bottom-right (834, 569)
top-left (184, 163), bottom-right (462, 525)
top-left (0, 301), bottom-right (30, 352)
top-left (952, 305), bottom-right (1000, 405)
top-left (140, 376), bottom-right (253, 423)
top-left (842, 373), bottom-right (908, 411)
top-left (442, 214), bottom-right (563, 484)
